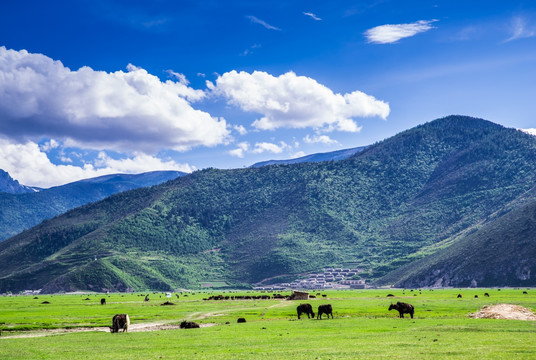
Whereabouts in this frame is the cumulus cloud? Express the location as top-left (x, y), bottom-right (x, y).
top-left (246, 15), bottom-right (281, 31)
top-left (208, 70), bottom-right (389, 132)
top-left (303, 12), bottom-right (322, 21)
top-left (364, 20), bottom-right (437, 44)
top-left (253, 142), bottom-right (288, 154)
top-left (303, 134), bottom-right (340, 145)
top-left (505, 16), bottom-right (536, 42)
top-left (0, 138), bottom-right (194, 188)
top-left (0, 47), bottom-right (230, 153)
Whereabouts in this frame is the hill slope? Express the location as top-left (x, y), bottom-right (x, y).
top-left (0, 171), bottom-right (184, 241)
top-left (1, 116), bottom-right (536, 292)
top-left (377, 195), bottom-right (536, 288)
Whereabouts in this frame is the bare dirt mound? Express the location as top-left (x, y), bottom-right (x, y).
top-left (469, 304), bottom-right (536, 320)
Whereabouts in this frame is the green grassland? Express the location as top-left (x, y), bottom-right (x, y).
top-left (1, 289), bottom-right (536, 359)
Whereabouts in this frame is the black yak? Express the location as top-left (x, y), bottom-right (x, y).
top-left (237, 317), bottom-right (246, 323)
top-left (110, 314), bottom-right (130, 333)
top-left (388, 302), bottom-right (414, 318)
top-left (297, 303), bottom-right (315, 319)
top-left (317, 304), bottom-right (333, 319)
top-left (180, 320), bottom-right (200, 329)
top-left (101, 298), bottom-right (106, 305)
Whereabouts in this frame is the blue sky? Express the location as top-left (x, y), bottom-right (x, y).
top-left (0, 0), bottom-right (535, 187)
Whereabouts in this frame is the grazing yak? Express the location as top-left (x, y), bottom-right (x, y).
top-left (101, 298), bottom-right (106, 305)
top-left (317, 304), bottom-right (333, 319)
top-left (457, 294), bottom-right (462, 298)
top-left (388, 302), bottom-right (414, 319)
top-left (180, 320), bottom-right (200, 329)
top-left (110, 314), bottom-right (130, 333)
top-left (237, 317), bottom-right (247, 323)
top-left (297, 303), bottom-right (315, 319)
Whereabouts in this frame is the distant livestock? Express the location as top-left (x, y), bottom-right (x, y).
top-left (388, 302), bottom-right (414, 319)
top-left (297, 304), bottom-right (315, 319)
top-left (237, 318), bottom-right (246, 323)
top-left (144, 295), bottom-right (150, 302)
top-left (523, 291), bottom-right (528, 295)
top-left (457, 294), bottom-right (462, 298)
top-left (317, 304), bottom-right (333, 319)
top-left (110, 314), bottom-right (130, 333)
top-left (101, 298), bottom-right (106, 305)
top-left (484, 293), bottom-right (490, 297)
top-left (474, 295), bottom-right (478, 298)
top-left (180, 320), bottom-right (200, 329)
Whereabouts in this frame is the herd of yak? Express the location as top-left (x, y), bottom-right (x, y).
top-left (108, 295), bottom-right (415, 333)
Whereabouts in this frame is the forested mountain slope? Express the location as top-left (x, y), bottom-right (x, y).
top-left (0, 171), bottom-right (184, 241)
top-left (1, 116), bottom-right (535, 293)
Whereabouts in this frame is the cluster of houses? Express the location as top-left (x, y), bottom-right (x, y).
top-left (255, 267), bottom-right (366, 291)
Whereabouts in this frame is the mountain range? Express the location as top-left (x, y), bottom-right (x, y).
top-left (0, 170), bottom-right (38, 194)
top-left (250, 146), bottom-right (367, 167)
top-left (0, 171), bottom-right (184, 241)
top-left (1, 115), bottom-right (535, 293)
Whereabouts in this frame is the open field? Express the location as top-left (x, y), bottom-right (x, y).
top-left (1, 289), bottom-right (536, 359)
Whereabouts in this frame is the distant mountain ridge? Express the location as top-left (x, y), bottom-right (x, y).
top-left (251, 146), bottom-right (367, 167)
top-left (1, 115), bottom-right (536, 293)
top-left (0, 170), bottom-right (38, 194)
top-left (0, 170), bottom-right (185, 241)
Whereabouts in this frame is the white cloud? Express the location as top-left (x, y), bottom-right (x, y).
top-left (0, 47), bottom-right (230, 154)
top-left (303, 12), bottom-right (322, 21)
top-left (0, 138), bottom-right (194, 188)
top-left (303, 134), bottom-right (340, 145)
top-left (40, 139), bottom-right (60, 152)
top-left (505, 16), bottom-right (536, 42)
top-left (208, 70), bottom-right (389, 132)
top-left (520, 128), bottom-right (536, 136)
top-left (228, 142), bottom-right (249, 158)
top-left (291, 151), bottom-right (306, 158)
top-left (364, 20), bottom-right (437, 44)
top-left (165, 70), bottom-right (190, 85)
top-left (253, 141), bottom-right (288, 154)
top-left (246, 15), bottom-right (281, 31)
top-left (233, 125), bottom-right (248, 135)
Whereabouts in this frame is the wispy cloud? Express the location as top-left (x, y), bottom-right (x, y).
top-left (228, 142), bottom-right (250, 158)
top-left (504, 16), bottom-right (536, 42)
top-left (364, 20), bottom-right (437, 44)
top-left (303, 12), bottom-right (322, 21)
top-left (253, 142), bottom-right (288, 154)
top-left (240, 43), bottom-right (261, 56)
top-left (303, 135), bottom-right (340, 145)
top-left (246, 15), bottom-right (281, 31)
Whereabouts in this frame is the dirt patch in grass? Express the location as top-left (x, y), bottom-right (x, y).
top-left (469, 304), bottom-right (536, 320)
top-left (0, 321), bottom-right (217, 339)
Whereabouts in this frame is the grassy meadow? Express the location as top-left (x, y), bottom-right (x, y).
top-left (1, 288), bottom-right (536, 359)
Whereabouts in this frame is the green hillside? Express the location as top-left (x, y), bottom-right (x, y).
top-left (0, 171), bottom-right (183, 241)
top-left (1, 115), bottom-right (536, 293)
top-left (377, 195), bottom-right (536, 288)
